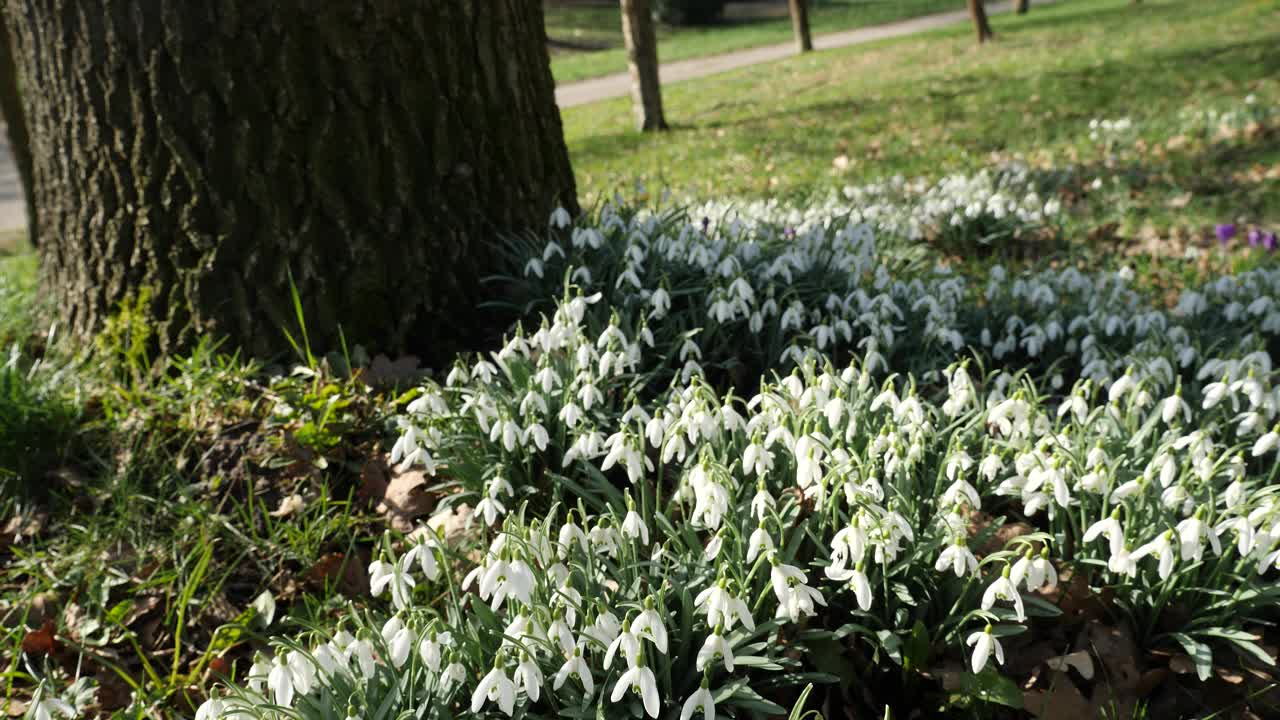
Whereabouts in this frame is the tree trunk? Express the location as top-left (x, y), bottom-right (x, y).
top-left (620, 0), bottom-right (666, 132)
top-left (967, 0), bottom-right (995, 44)
top-left (3, 1), bottom-right (577, 363)
top-left (789, 0), bottom-right (813, 54)
top-left (1015, 0), bottom-right (1030, 14)
top-left (0, 9), bottom-right (33, 243)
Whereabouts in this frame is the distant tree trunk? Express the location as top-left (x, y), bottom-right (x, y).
top-left (0, 10), bottom-right (33, 243)
top-left (789, 0), bottom-right (813, 54)
top-left (3, 1), bottom-right (577, 362)
top-left (968, 0), bottom-right (995, 43)
top-left (1015, 0), bottom-right (1030, 14)
top-left (620, 0), bottom-right (666, 131)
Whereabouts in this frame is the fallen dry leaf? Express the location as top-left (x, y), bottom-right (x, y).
top-left (1024, 671), bottom-right (1091, 720)
top-left (21, 619), bottom-right (57, 656)
top-left (377, 464), bottom-right (436, 533)
top-left (425, 504), bottom-right (475, 547)
top-left (1046, 650), bottom-right (1095, 680)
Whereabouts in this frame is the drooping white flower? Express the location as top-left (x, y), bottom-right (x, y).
top-left (696, 630), bottom-right (735, 672)
top-left (621, 507), bottom-right (650, 545)
top-left (632, 599), bottom-right (669, 654)
top-left (966, 625), bottom-right (1005, 673)
top-left (1175, 514), bottom-right (1222, 562)
top-left (471, 665), bottom-right (517, 716)
top-left (934, 539), bottom-right (979, 578)
top-left (746, 525), bottom-right (776, 563)
top-left (770, 558), bottom-right (827, 621)
top-left (369, 556), bottom-right (415, 610)
top-left (982, 567), bottom-right (1027, 621)
top-left (604, 620), bottom-right (641, 669)
top-left (1083, 514), bottom-right (1125, 557)
top-left (694, 580), bottom-right (755, 632)
top-left (1132, 530), bottom-right (1177, 579)
top-left (680, 683), bottom-right (716, 720)
top-left (515, 655), bottom-right (543, 702)
top-left (611, 662), bottom-right (660, 719)
top-left (440, 661), bottom-right (467, 693)
top-left (553, 645), bottom-right (594, 694)
top-left (419, 630), bottom-right (453, 672)
top-left (267, 655), bottom-right (295, 707)
top-left (1010, 549), bottom-right (1058, 592)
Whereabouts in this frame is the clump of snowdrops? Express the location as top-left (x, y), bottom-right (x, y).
top-left (194, 200), bottom-right (1280, 720)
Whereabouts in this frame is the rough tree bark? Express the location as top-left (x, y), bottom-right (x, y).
top-left (789, 0), bottom-right (813, 54)
top-left (2, 1), bottom-right (578, 362)
top-left (968, 0), bottom-right (995, 43)
top-left (0, 9), bottom-right (33, 244)
top-left (1015, 0), bottom-right (1030, 14)
top-left (620, 0), bottom-right (667, 131)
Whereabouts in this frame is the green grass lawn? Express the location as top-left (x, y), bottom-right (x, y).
top-left (547, 0), bottom-right (964, 83)
top-left (561, 0), bottom-right (1280, 237)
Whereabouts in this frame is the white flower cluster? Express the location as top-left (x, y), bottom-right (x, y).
top-left (518, 198), bottom-right (1280, 394)
top-left (1087, 117), bottom-right (1135, 144)
top-left (200, 242), bottom-right (1280, 718)
top-left (687, 161), bottom-right (1062, 244)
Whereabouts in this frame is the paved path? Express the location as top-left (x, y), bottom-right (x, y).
top-left (0, 135), bottom-right (23, 231)
top-left (556, 0), bottom-right (1032, 108)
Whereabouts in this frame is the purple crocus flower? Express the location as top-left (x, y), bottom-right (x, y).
top-left (1215, 223), bottom-right (1236, 245)
top-left (701, 216), bottom-right (710, 233)
top-left (1264, 231), bottom-right (1277, 252)
top-left (783, 226), bottom-right (797, 240)
top-left (1249, 228), bottom-right (1263, 247)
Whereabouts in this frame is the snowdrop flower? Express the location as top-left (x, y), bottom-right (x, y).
top-left (604, 619), bottom-right (641, 669)
top-left (1083, 512), bottom-right (1125, 556)
top-left (749, 481), bottom-right (775, 520)
top-left (382, 621), bottom-right (414, 669)
top-left (550, 206), bottom-right (571, 229)
top-left (1254, 424), bottom-right (1280, 457)
top-left (681, 680), bottom-right (716, 720)
top-left (935, 538), bottom-right (979, 578)
top-left (981, 566), bottom-right (1026, 621)
top-left (31, 692), bottom-right (75, 720)
top-left (440, 660), bottom-right (467, 693)
top-left (770, 556), bottom-right (827, 621)
top-left (649, 287), bottom-right (671, 319)
top-left (554, 645), bottom-right (594, 694)
top-left (419, 630), bottom-right (453, 672)
top-left (267, 654), bottom-right (295, 707)
top-left (194, 697), bottom-right (224, 720)
top-left (704, 531), bottom-right (725, 561)
top-left (743, 438), bottom-right (775, 477)
top-left (1010, 548), bottom-right (1058, 592)
top-left (696, 628), bottom-right (735, 671)
top-left (401, 533), bottom-right (441, 581)
top-left (1175, 513), bottom-right (1222, 562)
top-left (369, 555), bottom-right (415, 610)
top-left (514, 654), bottom-right (542, 702)
top-left (471, 664), bottom-right (517, 716)
top-left (695, 579), bottom-right (755, 631)
top-left (621, 496), bottom-right (650, 545)
top-left (611, 660), bottom-right (660, 719)
top-left (746, 524), bottom-right (775, 563)
top-left (941, 478), bottom-right (981, 509)
top-left (967, 625), bottom-right (1005, 673)
top-left (632, 597), bottom-right (669, 654)
top-left (1107, 543), bottom-right (1139, 577)
top-left (1132, 530), bottom-right (1177, 579)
